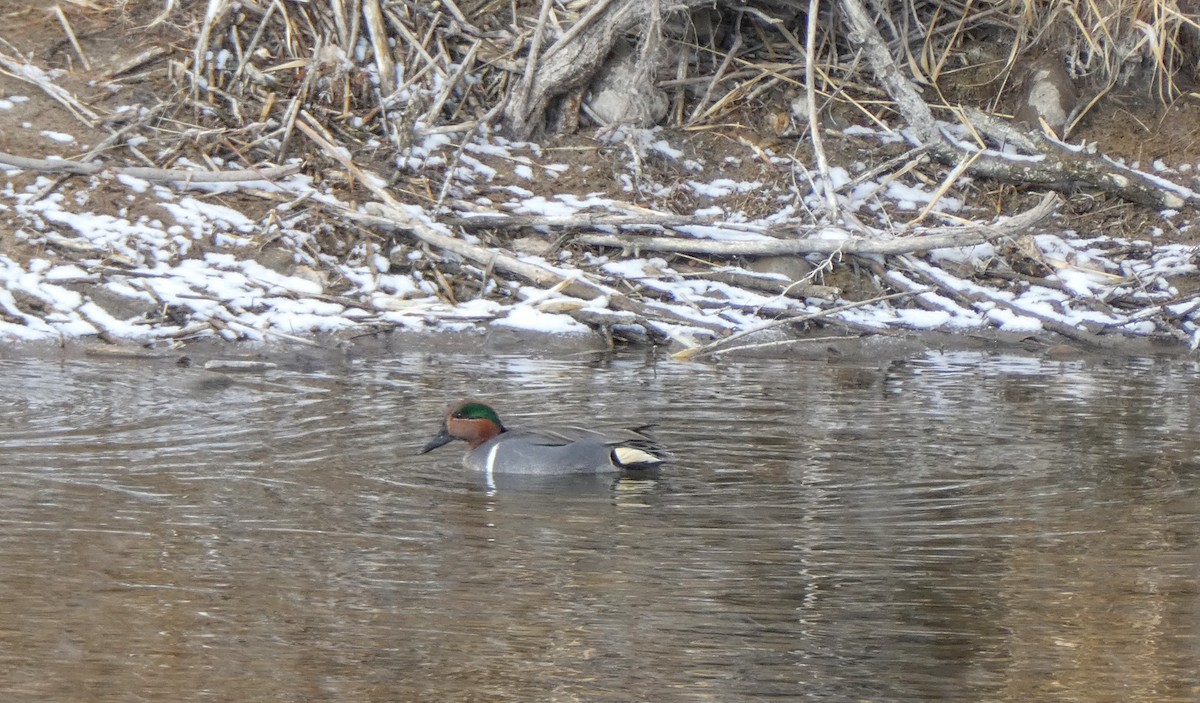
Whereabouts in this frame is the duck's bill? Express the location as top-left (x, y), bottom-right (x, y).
top-left (419, 428), bottom-right (454, 454)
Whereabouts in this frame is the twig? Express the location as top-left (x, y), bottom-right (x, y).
top-left (191, 0), bottom-right (232, 103)
top-left (905, 148), bottom-right (982, 226)
top-left (441, 212), bottom-right (751, 230)
top-left (438, 0), bottom-right (471, 27)
top-left (805, 0), bottom-right (839, 220)
top-left (516, 0), bottom-right (555, 123)
top-left (149, 0), bottom-right (178, 27)
top-left (78, 103), bottom-right (167, 167)
top-left (53, 5), bottom-right (91, 71)
top-left (363, 0), bottom-right (396, 93)
top-left (423, 39), bottom-right (480, 126)
top-left (700, 334), bottom-right (863, 357)
top-left (686, 32), bottom-right (741, 126)
top-left (103, 47), bottom-right (169, 79)
top-left (0, 50), bottom-right (99, 126)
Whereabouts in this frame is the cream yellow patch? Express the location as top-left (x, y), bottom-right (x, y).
top-left (613, 446), bottom-right (660, 467)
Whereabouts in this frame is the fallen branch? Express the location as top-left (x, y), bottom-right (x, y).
top-left (695, 334), bottom-right (863, 358)
top-left (441, 211), bottom-right (757, 230)
top-left (956, 109), bottom-right (1195, 209)
top-left (577, 192), bottom-right (1060, 257)
top-left (680, 266), bottom-right (841, 300)
top-left (0, 151), bottom-right (301, 183)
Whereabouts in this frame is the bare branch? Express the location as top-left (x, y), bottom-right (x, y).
top-left (0, 151), bottom-right (301, 183)
top-left (578, 193), bottom-right (1061, 257)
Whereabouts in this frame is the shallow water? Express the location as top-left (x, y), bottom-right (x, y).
top-left (0, 347), bottom-right (1198, 701)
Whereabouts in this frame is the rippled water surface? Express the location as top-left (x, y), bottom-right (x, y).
top-left (1, 346), bottom-right (1199, 701)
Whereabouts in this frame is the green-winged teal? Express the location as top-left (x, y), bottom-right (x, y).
top-left (419, 399), bottom-right (666, 475)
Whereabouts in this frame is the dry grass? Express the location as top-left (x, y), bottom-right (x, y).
top-left (1003, 0), bottom-right (1200, 100)
top-left (161, 0), bottom-right (1197, 169)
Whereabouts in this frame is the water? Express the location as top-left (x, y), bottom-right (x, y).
top-left (0, 347), bottom-right (1198, 701)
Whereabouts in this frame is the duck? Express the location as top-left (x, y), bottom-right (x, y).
top-left (419, 399), bottom-right (667, 475)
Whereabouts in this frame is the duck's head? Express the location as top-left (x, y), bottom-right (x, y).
top-left (420, 399), bottom-right (507, 453)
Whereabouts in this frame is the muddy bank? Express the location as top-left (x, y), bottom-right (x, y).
top-left (1, 323), bottom-right (1187, 374)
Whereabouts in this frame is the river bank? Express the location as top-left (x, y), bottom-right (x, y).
top-left (2, 2), bottom-right (1199, 359)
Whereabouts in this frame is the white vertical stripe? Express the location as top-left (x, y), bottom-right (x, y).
top-left (485, 443), bottom-right (500, 489)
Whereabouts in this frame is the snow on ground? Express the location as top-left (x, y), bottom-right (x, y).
top-left (2, 88), bottom-right (1200, 352)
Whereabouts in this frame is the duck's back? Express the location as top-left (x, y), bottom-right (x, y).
top-left (465, 425), bottom-right (663, 475)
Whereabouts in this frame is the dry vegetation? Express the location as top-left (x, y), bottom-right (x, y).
top-left (144, 0), bottom-right (1200, 157)
top-left (3, 0), bottom-right (1200, 352)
